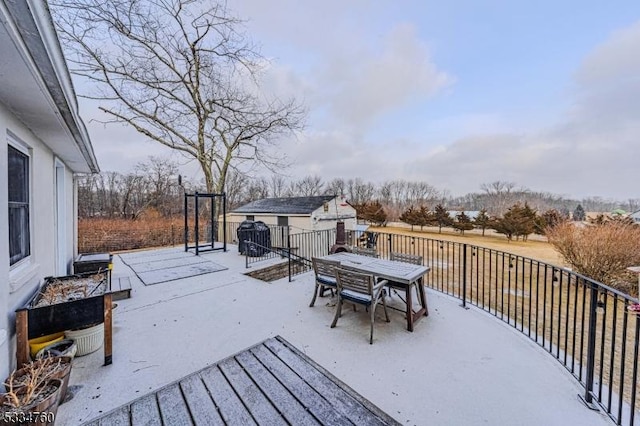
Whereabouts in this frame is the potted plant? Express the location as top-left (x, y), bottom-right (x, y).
top-left (4, 356), bottom-right (72, 405)
top-left (1, 359), bottom-right (64, 425)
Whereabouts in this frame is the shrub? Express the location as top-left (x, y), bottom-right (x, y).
top-left (546, 221), bottom-right (640, 295)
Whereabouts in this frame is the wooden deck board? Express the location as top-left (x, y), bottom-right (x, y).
top-left (218, 357), bottom-right (287, 426)
top-left (83, 336), bottom-right (400, 426)
top-left (180, 374), bottom-right (225, 426)
top-left (201, 365), bottom-right (257, 426)
top-left (235, 350), bottom-right (321, 426)
top-left (264, 338), bottom-right (391, 426)
top-left (156, 384), bottom-right (193, 426)
top-left (251, 344), bottom-right (352, 425)
top-left (112, 276), bottom-right (132, 301)
top-left (130, 393), bottom-right (161, 426)
top-left (98, 406), bottom-right (129, 426)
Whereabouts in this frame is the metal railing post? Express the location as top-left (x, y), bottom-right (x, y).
top-left (288, 230), bottom-right (292, 282)
top-left (194, 192), bottom-right (199, 255)
top-left (461, 243), bottom-right (468, 309)
top-left (183, 194), bottom-right (188, 252)
top-left (581, 282), bottom-right (599, 407)
top-left (245, 241), bottom-right (249, 269)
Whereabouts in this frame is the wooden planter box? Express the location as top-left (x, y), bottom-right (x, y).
top-left (15, 271), bottom-right (113, 366)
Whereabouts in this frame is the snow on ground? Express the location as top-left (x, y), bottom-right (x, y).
top-left (56, 246), bottom-right (610, 426)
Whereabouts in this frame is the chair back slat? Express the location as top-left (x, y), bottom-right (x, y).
top-left (336, 268), bottom-right (373, 294)
top-left (312, 257), bottom-right (340, 277)
top-left (350, 247), bottom-right (378, 258)
top-left (390, 252), bottom-right (423, 265)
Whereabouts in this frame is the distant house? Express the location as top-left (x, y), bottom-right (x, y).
top-left (448, 211), bottom-right (481, 220)
top-left (1, 1), bottom-right (99, 379)
top-left (229, 195), bottom-right (357, 232)
top-left (631, 210), bottom-right (640, 224)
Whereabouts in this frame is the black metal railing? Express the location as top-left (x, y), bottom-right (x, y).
top-left (342, 230), bottom-right (640, 426)
top-left (238, 226), bottom-right (337, 281)
top-left (221, 222), bottom-right (639, 425)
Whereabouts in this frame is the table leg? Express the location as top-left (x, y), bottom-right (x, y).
top-left (418, 277), bottom-right (428, 317)
top-left (406, 285), bottom-right (414, 332)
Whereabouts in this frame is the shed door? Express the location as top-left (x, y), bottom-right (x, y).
top-left (277, 216), bottom-right (288, 227)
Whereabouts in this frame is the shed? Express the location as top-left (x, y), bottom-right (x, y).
top-left (229, 195), bottom-right (357, 233)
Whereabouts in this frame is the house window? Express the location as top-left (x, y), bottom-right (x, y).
top-left (8, 144), bottom-right (31, 265)
top-left (277, 216), bottom-right (288, 227)
top-left (246, 215), bottom-right (255, 221)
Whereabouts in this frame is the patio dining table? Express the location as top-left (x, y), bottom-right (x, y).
top-left (322, 252), bottom-right (430, 331)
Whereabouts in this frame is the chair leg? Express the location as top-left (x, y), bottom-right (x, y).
top-left (331, 298), bottom-right (343, 328)
top-left (370, 303), bottom-right (375, 344)
top-left (309, 282), bottom-right (320, 307)
top-left (381, 294), bottom-right (390, 322)
top-left (419, 278), bottom-right (429, 316)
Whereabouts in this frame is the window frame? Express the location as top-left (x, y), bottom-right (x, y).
top-left (8, 135), bottom-right (32, 267)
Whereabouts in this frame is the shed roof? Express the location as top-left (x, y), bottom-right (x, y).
top-left (232, 196), bottom-right (337, 215)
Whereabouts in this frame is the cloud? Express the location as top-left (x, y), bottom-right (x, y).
top-left (381, 20), bottom-right (640, 199)
top-left (321, 24), bottom-right (452, 128)
top-left (81, 2), bottom-right (640, 201)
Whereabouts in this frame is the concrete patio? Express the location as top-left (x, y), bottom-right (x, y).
top-left (57, 246), bottom-right (610, 425)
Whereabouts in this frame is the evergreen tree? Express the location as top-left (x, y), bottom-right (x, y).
top-left (433, 204), bottom-right (451, 233)
top-left (357, 200), bottom-right (387, 226)
top-left (416, 205), bottom-right (435, 230)
top-left (474, 209), bottom-right (491, 236)
top-left (573, 204), bottom-right (586, 221)
top-left (519, 203), bottom-right (538, 240)
top-left (492, 203), bottom-right (536, 241)
top-left (452, 211), bottom-right (474, 235)
top-left (399, 206), bottom-right (419, 231)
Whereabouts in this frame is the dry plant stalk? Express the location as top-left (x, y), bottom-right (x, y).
top-left (547, 221), bottom-right (640, 295)
top-left (1, 358), bottom-right (62, 408)
top-left (35, 272), bottom-right (106, 307)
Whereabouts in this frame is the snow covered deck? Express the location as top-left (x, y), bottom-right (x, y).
top-left (57, 246), bottom-right (610, 425)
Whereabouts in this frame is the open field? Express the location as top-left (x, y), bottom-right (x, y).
top-left (372, 223), bottom-right (565, 266)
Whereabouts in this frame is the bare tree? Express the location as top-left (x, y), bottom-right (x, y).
top-left (346, 178), bottom-right (376, 205)
top-left (294, 175), bottom-right (324, 196)
top-left (244, 177), bottom-right (270, 202)
top-left (480, 181), bottom-right (518, 216)
top-left (52, 0), bottom-right (305, 194)
top-left (324, 178), bottom-right (346, 197)
top-left (269, 175), bottom-right (287, 198)
top-left (136, 157), bottom-right (180, 213)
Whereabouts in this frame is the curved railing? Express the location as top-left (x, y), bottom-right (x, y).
top-left (224, 220), bottom-right (639, 425)
top-left (354, 230), bottom-right (639, 426)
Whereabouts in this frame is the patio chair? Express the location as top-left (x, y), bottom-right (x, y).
top-left (350, 246), bottom-right (379, 258)
top-left (388, 252), bottom-right (428, 316)
top-left (309, 257), bottom-right (341, 307)
top-left (331, 267), bottom-right (390, 344)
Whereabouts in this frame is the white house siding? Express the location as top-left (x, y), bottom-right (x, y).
top-left (229, 197), bottom-right (356, 233)
top-left (1, 103), bottom-right (79, 379)
top-left (309, 199), bottom-right (357, 231)
top-left (0, 0), bottom-right (97, 381)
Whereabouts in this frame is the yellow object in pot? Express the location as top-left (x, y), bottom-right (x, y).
top-left (28, 332), bottom-right (65, 358)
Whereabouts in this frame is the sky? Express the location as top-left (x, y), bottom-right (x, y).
top-left (78, 1), bottom-right (640, 200)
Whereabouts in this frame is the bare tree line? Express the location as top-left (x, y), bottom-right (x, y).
top-left (78, 157), bottom-right (637, 221)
